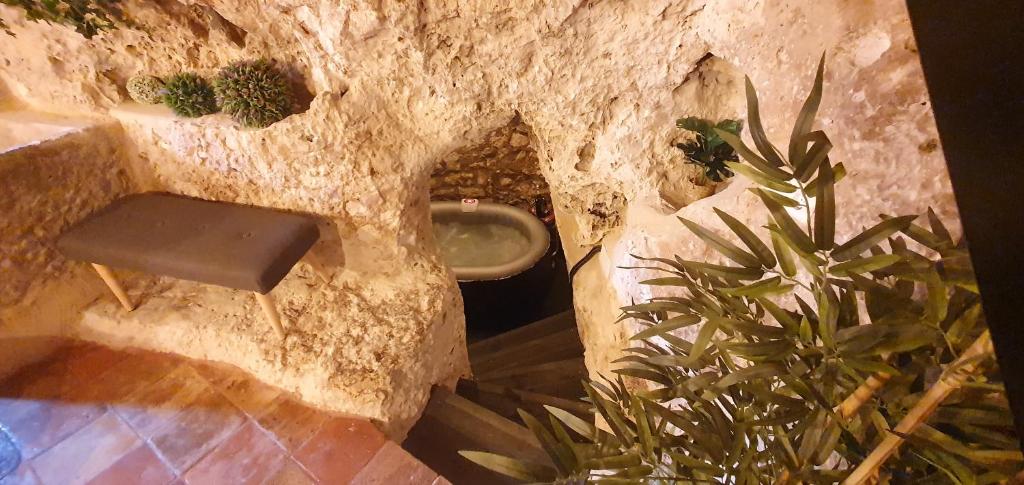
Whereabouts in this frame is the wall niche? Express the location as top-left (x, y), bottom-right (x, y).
top-left (659, 53), bottom-right (746, 211)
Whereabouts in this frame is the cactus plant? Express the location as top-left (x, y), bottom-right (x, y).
top-left (213, 59), bottom-right (293, 128)
top-left (162, 73), bottom-right (218, 118)
top-left (126, 75), bottom-right (165, 104)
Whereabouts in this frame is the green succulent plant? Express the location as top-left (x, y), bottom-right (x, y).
top-left (675, 116), bottom-right (743, 183)
top-left (0, 0), bottom-right (127, 38)
top-left (126, 75), bottom-right (165, 105)
top-left (463, 55), bottom-right (1021, 484)
top-left (213, 59), bottom-right (293, 128)
top-left (162, 73), bottom-right (218, 118)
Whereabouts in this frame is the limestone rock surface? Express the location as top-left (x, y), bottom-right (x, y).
top-left (0, 0), bottom-right (958, 432)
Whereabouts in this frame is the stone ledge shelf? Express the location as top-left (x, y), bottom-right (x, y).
top-left (0, 109), bottom-right (97, 154)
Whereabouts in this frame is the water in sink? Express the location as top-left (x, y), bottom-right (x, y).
top-left (433, 221), bottom-right (531, 267)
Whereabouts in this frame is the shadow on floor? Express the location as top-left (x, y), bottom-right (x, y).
top-left (0, 342), bottom-right (444, 485)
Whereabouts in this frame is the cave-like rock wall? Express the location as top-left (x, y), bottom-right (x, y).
top-left (0, 0), bottom-right (957, 434)
top-left (430, 116), bottom-right (547, 211)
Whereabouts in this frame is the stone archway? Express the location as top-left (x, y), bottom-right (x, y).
top-left (427, 114), bottom-right (575, 339)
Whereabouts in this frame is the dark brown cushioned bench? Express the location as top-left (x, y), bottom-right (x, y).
top-left (57, 192), bottom-right (320, 338)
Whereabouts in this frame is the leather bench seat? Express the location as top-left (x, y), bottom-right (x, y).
top-left (58, 193), bottom-right (320, 294)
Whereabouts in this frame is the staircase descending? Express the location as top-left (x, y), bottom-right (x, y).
top-left (403, 311), bottom-right (590, 484)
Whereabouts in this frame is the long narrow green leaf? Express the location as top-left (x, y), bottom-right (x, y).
top-left (794, 132), bottom-right (832, 181)
top-left (719, 276), bottom-right (793, 297)
top-left (828, 254), bottom-right (902, 275)
top-left (547, 416), bottom-right (583, 466)
top-left (613, 367), bottom-right (672, 386)
top-left (684, 319), bottom-right (720, 365)
top-left (611, 465), bottom-right (655, 479)
top-left (667, 452), bottom-right (721, 473)
top-left (715, 128), bottom-right (791, 179)
top-left (458, 451), bottom-right (555, 482)
top-left (641, 354), bottom-right (706, 369)
top-left (788, 52), bottom-right (826, 163)
top-left (755, 189), bottom-right (817, 253)
top-left (910, 424), bottom-right (1024, 467)
top-left (630, 315), bottom-right (702, 340)
top-left (813, 161), bottom-right (835, 250)
top-left (844, 357), bottom-right (899, 376)
top-left (517, 409), bottom-right (574, 475)
top-left (752, 187), bottom-right (803, 208)
top-left (619, 301), bottom-right (688, 313)
top-left (832, 215), bottom-right (917, 261)
top-left (818, 287), bottom-right (838, 349)
top-left (583, 453), bottom-right (643, 470)
top-left (629, 254), bottom-right (688, 272)
top-left (725, 161), bottom-right (797, 193)
top-left (805, 162), bottom-right (847, 193)
top-left (812, 420), bottom-right (842, 466)
top-left (714, 208), bottom-right (777, 268)
top-left (717, 318), bottom-right (787, 338)
top-left (678, 217), bottom-right (761, 268)
top-left (758, 298), bottom-right (799, 333)
top-left (743, 76), bottom-right (787, 167)
top-left (714, 363), bottom-right (783, 389)
top-left (677, 260), bottom-right (765, 280)
top-left (770, 231), bottom-right (796, 277)
top-left (637, 277), bottom-right (689, 287)
top-left (797, 409), bottom-right (827, 464)
top-left (720, 339), bottom-right (795, 362)
top-left (545, 405), bottom-right (600, 441)
top-left (927, 207), bottom-right (954, 246)
top-left (630, 396), bottom-right (655, 461)
top-left (583, 382), bottom-right (634, 446)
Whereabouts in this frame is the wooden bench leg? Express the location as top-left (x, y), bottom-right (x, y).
top-left (91, 263), bottom-right (135, 311)
top-left (254, 292), bottom-right (286, 338)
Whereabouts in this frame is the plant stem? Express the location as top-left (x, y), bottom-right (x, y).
top-left (795, 178), bottom-right (814, 236)
top-left (836, 371), bottom-right (892, 419)
top-left (842, 330), bottom-right (993, 485)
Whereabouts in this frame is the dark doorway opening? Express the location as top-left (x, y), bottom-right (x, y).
top-left (430, 116), bottom-right (574, 341)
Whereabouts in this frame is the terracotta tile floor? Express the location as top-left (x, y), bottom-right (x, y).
top-left (0, 343), bottom-right (447, 485)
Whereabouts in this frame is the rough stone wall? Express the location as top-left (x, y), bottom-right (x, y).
top-left (430, 117), bottom-right (548, 211)
top-left (0, 122), bottom-right (133, 377)
top-left (0, 0), bottom-right (957, 429)
top-left (0, 122), bottom-right (133, 313)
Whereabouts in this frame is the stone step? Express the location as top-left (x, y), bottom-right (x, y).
top-left (470, 326), bottom-right (584, 377)
top-left (475, 358), bottom-right (587, 399)
top-left (468, 310), bottom-right (576, 362)
top-left (455, 378), bottom-right (592, 426)
top-left (402, 387), bottom-right (549, 485)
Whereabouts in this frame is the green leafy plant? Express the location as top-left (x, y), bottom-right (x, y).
top-left (162, 73), bottom-right (218, 118)
top-left (0, 0), bottom-right (127, 38)
top-left (674, 117), bottom-right (743, 183)
top-left (463, 55), bottom-right (1021, 484)
top-left (213, 59), bottom-right (293, 128)
top-left (126, 75), bottom-right (164, 105)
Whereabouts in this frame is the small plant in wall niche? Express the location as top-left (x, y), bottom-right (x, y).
top-left (674, 116), bottom-right (743, 183)
top-left (163, 72), bottom-right (218, 118)
top-left (0, 0), bottom-right (128, 38)
top-left (463, 56), bottom-right (1022, 483)
top-left (213, 59), bottom-right (293, 128)
top-left (126, 75), bottom-right (165, 105)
